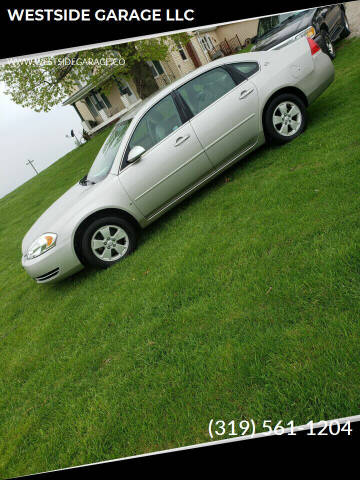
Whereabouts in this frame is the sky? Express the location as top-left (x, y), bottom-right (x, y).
top-left (0, 83), bottom-right (82, 199)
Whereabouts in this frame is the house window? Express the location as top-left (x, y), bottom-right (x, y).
top-left (147, 60), bottom-right (164, 77)
top-left (114, 76), bottom-right (131, 96)
top-left (85, 97), bottom-right (98, 118)
top-left (90, 93), bottom-right (104, 111)
top-left (178, 46), bottom-right (187, 60)
top-left (84, 92), bottom-right (109, 118)
top-left (176, 41), bottom-right (187, 61)
top-left (100, 93), bottom-right (112, 109)
top-left (200, 35), bottom-right (214, 52)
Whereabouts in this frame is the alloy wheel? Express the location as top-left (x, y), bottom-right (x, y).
top-left (91, 224), bottom-right (129, 261)
top-left (272, 101), bottom-right (302, 137)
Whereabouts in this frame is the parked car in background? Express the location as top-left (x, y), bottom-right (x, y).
top-left (22, 37), bottom-right (334, 283)
top-left (252, 5), bottom-right (350, 59)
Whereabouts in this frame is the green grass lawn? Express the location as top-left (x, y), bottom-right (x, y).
top-left (1, 38), bottom-right (360, 477)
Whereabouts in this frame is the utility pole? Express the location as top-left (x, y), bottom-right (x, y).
top-left (26, 159), bottom-right (39, 175)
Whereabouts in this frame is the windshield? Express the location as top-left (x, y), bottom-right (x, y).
top-left (257, 10), bottom-right (308, 39)
top-left (87, 120), bottom-right (132, 183)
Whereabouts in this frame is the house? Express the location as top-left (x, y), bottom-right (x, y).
top-left (63, 19), bottom-right (259, 136)
top-left (63, 75), bottom-right (143, 136)
top-left (63, 34), bottom-right (209, 136)
top-left (149, 34), bottom-right (209, 88)
top-left (194, 18), bottom-right (259, 58)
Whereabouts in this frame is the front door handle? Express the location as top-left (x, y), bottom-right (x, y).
top-left (174, 135), bottom-right (190, 146)
top-left (239, 88), bottom-right (254, 100)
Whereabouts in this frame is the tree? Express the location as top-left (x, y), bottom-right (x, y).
top-left (0, 33), bottom-right (190, 112)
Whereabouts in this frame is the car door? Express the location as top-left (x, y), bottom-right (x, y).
top-left (176, 65), bottom-right (259, 168)
top-left (119, 93), bottom-right (212, 217)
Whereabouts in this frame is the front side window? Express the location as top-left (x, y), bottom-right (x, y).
top-left (232, 62), bottom-right (259, 78)
top-left (87, 120), bottom-right (131, 183)
top-left (128, 95), bottom-right (182, 153)
top-left (177, 68), bottom-right (236, 116)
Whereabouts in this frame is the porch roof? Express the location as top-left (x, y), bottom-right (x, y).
top-left (62, 83), bottom-right (95, 106)
top-left (62, 70), bottom-right (115, 106)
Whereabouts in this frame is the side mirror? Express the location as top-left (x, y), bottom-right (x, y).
top-left (128, 145), bottom-right (145, 164)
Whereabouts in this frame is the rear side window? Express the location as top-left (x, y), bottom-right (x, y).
top-left (232, 62), bottom-right (259, 78)
top-left (177, 67), bottom-right (236, 116)
top-left (129, 94), bottom-right (182, 152)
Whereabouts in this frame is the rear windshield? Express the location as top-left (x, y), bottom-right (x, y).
top-left (87, 120), bottom-right (131, 183)
top-left (257, 10), bottom-right (309, 39)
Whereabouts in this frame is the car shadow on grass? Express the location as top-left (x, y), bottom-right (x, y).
top-left (138, 143), bottom-right (272, 244)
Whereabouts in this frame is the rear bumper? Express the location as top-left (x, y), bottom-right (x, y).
top-left (22, 238), bottom-right (83, 284)
top-left (299, 49), bottom-right (335, 105)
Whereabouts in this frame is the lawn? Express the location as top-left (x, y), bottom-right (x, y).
top-left (1, 38), bottom-right (360, 477)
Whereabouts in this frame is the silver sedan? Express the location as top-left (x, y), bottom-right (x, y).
top-left (22, 37), bottom-right (334, 283)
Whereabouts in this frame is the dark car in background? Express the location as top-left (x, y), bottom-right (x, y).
top-left (252, 5), bottom-right (350, 59)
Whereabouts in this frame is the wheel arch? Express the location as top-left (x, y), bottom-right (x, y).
top-left (74, 208), bottom-right (141, 265)
top-left (262, 86), bottom-right (308, 132)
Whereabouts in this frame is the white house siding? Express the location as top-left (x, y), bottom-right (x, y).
top-left (190, 35), bottom-right (211, 65)
top-left (106, 83), bottom-right (126, 116)
top-left (76, 99), bottom-right (97, 122)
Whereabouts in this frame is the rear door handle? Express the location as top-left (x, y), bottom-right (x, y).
top-left (239, 88), bottom-right (254, 100)
top-left (174, 134), bottom-right (190, 146)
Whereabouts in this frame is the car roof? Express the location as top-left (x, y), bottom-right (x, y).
top-left (118, 51), bottom-right (270, 123)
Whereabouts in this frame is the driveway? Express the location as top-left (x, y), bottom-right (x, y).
top-left (346, 0), bottom-right (360, 37)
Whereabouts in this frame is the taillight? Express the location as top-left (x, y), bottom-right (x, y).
top-left (307, 37), bottom-right (321, 55)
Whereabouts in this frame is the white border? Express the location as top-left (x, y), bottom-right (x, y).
top-left (5, 3), bottom-right (357, 478)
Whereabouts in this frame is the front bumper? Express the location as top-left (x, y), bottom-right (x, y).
top-left (22, 237), bottom-right (83, 284)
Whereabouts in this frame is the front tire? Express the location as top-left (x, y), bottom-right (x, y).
top-left (81, 216), bottom-right (138, 269)
top-left (320, 29), bottom-right (336, 60)
top-left (340, 11), bottom-right (351, 39)
top-left (264, 93), bottom-right (307, 145)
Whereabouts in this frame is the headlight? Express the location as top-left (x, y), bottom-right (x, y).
top-left (27, 233), bottom-right (57, 260)
top-left (295, 26), bottom-right (316, 40)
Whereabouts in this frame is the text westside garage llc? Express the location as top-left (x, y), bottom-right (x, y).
top-left (6, 8), bottom-right (196, 23)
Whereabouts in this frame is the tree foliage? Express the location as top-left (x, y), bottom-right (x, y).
top-left (0, 33), bottom-right (190, 112)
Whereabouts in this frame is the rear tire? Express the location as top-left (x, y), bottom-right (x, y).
top-left (264, 93), bottom-right (307, 145)
top-left (81, 216), bottom-right (138, 269)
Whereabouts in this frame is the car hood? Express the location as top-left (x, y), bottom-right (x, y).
top-left (22, 180), bottom-right (99, 253)
top-left (253, 10), bottom-right (315, 51)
